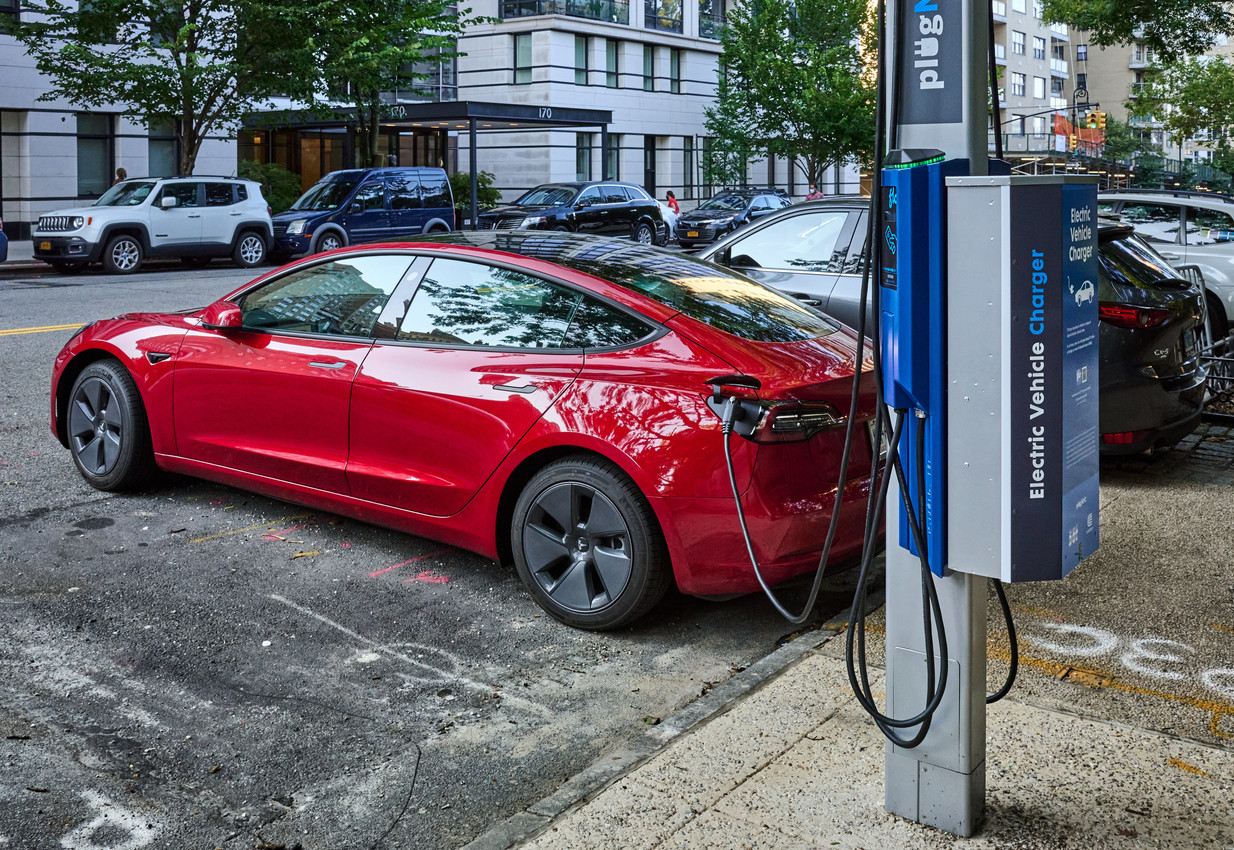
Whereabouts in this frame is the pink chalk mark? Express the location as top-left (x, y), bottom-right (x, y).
top-left (403, 571), bottom-right (450, 584)
top-left (341, 542), bottom-right (352, 548)
top-left (369, 548), bottom-right (450, 578)
top-left (28, 451), bottom-right (39, 457)
top-left (263, 522), bottom-right (317, 540)
top-left (210, 498), bottom-right (229, 505)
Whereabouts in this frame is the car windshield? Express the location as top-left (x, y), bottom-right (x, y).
top-left (290, 178), bottom-right (361, 211)
top-left (698, 194), bottom-right (747, 212)
top-left (514, 186), bottom-right (578, 206)
top-left (94, 181), bottom-right (157, 206)
top-left (419, 231), bottom-right (839, 343)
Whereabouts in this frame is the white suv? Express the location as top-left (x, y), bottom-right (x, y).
top-left (1099, 189), bottom-right (1234, 338)
top-left (33, 176), bottom-right (273, 274)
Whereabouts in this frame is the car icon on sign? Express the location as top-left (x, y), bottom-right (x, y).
top-left (1075, 279), bottom-right (1095, 305)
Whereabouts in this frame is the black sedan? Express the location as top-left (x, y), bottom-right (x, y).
top-left (478, 182), bottom-right (663, 245)
top-left (676, 189), bottom-right (791, 248)
top-left (701, 200), bottom-right (1207, 455)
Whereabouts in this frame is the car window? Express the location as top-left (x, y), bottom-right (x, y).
top-left (577, 187), bottom-right (603, 205)
top-left (561, 297), bottom-right (656, 349)
top-left (840, 212), bottom-right (869, 274)
top-left (600, 185), bottom-right (627, 204)
top-left (420, 173), bottom-right (451, 209)
top-left (1097, 200), bottom-right (1118, 215)
top-left (239, 255), bottom-right (412, 337)
top-left (352, 181), bottom-right (385, 212)
top-left (698, 194), bottom-right (748, 212)
top-left (1100, 231), bottom-right (1187, 290)
top-left (397, 257), bottom-right (584, 348)
top-left (204, 183), bottom-right (235, 206)
top-left (160, 182), bottom-right (200, 208)
top-left (1114, 203), bottom-right (1181, 244)
top-left (95, 181), bottom-right (157, 206)
top-left (388, 175), bottom-right (422, 210)
top-left (1186, 207), bottom-right (1234, 245)
top-left (725, 210), bottom-right (850, 273)
top-left (626, 186), bottom-right (651, 201)
top-left (237, 184), bottom-right (248, 201)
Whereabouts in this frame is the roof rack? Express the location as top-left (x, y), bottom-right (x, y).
top-left (1103, 187), bottom-right (1234, 204)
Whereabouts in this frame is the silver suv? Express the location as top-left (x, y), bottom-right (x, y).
top-left (33, 176), bottom-right (272, 274)
top-left (1098, 189), bottom-right (1234, 338)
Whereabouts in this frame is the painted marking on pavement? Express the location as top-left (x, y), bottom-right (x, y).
top-left (0, 322), bottom-right (85, 337)
top-left (269, 594), bottom-right (549, 718)
top-left (403, 571), bottom-right (449, 584)
top-left (60, 791), bottom-right (161, 849)
top-left (1167, 758), bottom-right (1210, 778)
top-left (1215, 624), bottom-right (1234, 634)
top-left (369, 549), bottom-right (450, 578)
top-left (189, 513), bottom-right (311, 543)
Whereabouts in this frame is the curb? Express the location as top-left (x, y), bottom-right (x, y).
top-left (460, 597), bottom-right (879, 850)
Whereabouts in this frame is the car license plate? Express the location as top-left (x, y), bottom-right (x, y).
top-left (686, 231), bottom-right (698, 238)
top-left (40, 241), bottom-right (51, 251)
top-left (1181, 329), bottom-right (1198, 359)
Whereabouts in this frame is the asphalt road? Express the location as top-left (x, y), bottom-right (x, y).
top-left (0, 261), bottom-right (858, 849)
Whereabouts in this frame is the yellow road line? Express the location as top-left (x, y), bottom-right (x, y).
top-left (189, 514), bottom-right (311, 544)
top-left (0, 323), bottom-right (86, 337)
top-left (1167, 758), bottom-right (1210, 778)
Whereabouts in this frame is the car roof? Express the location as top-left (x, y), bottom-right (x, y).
top-left (1100, 188), bottom-right (1234, 206)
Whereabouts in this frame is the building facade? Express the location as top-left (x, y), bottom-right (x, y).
top-left (991, 0), bottom-right (1076, 154)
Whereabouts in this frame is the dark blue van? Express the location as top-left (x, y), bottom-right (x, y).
top-left (271, 166), bottom-right (454, 258)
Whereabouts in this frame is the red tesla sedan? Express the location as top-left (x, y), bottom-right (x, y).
top-left (51, 232), bottom-right (878, 629)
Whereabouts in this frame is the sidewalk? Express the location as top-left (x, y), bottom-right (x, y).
top-left (469, 625), bottom-right (1234, 850)
top-left (1, 239), bottom-right (49, 272)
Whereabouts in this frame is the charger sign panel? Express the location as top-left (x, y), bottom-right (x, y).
top-left (1008, 183), bottom-right (1100, 580)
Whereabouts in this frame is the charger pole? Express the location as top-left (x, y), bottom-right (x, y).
top-left (882, 0), bottom-right (991, 835)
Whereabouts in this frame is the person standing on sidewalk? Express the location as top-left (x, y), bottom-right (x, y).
top-left (804, 183), bottom-right (825, 201)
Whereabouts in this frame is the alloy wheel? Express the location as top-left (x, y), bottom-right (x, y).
top-left (68, 376), bottom-right (123, 476)
top-left (110, 239), bottom-right (140, 272)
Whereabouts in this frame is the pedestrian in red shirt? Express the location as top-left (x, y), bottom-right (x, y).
top-left (665, 190), bottom-right (680, 214)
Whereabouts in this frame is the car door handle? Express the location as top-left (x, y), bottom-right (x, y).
top-left (187, 213), bottom-right (201, 218)
top-left (309, 360), bottom-right (348, 370)
top-left (230, 211), bottom-right (243, 216)
top-left (1160, 252), bottom-right (1181, 260)
top-left (495, 383), bottom-right (537, 394)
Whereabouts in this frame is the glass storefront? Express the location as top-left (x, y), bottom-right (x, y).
top-left (239, 126), bottom-right (452, 191)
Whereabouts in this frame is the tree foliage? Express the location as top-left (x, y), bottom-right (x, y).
top-left (1100, 117), bottom-right (1161, 163)
top-left (1039, 0), bottom-right (1234, 62)
top-left (1129, 56), bottom-right (1234, 148)
top-left (704, 0), bottom-right (876, 190)
top-left (11, 0), bottom-right (316, 175)
top-left (238, 159), bottom-right (303, 213)
top-left (311, 0), bottom-right (480, 168)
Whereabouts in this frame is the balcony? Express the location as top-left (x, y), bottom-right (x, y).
top-left (700, 12), bottom-right (725, 38)
top-left (994, 43), bottom-right (1006, 64)
top-left (991, 0), bottom-right (1006, 19)
top-left (645, 0), bottom-right (683, 33)
top-left (1050, 22), bottom-right (1068, 39)
top-left (1130, 49), bottom-right (1155, 69)
top-left (501, 0), bottom-right (630, 24)
top-left (1129, 81), bottom-right (1148, 97)
top-left (1050, 58), bottom-right (1068, 76)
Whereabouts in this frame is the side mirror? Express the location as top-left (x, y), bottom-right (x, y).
top-left (349, 203), bottom-right (363, 215)
top-left (200, 301), bottom-right (243, 331)
top-left (160, 196), bottom-right (178, 209)
top-left (575, 199), bottom-right (592, 209)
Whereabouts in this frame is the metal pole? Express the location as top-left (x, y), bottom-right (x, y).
top-left (469, 118), bottom-right (478, 231)
top-left (882, 0), bottom-right (989, 835)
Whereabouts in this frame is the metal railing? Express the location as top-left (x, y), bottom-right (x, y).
top-left (500, 0), bottom-right (630, 23)
top-left (700, 12), bottom-right (725, 38)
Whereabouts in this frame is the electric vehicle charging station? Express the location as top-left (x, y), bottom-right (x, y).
top-left (873, 0), bottom-right (1100, 835)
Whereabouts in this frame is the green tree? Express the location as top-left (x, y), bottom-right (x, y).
top-left (1129, 56), bottom-right (1234, 150)
top-left (1100, 117), bottom-right (1160, 163)
top-left (1040, 0), bottom-right (1234, 61)
top-left (312, 0), bottom-right (481, 168)
top-left (448, 170), bottom-right (501, 210)
top-left (704, 0), bottom-right (875, 190)
top-left (10, 0), bottom-right (316, 175)
top-left (238, 160), bottom-right (303, 213)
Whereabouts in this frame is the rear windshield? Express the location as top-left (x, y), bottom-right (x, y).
top-left (420, 231), bottom-right (839, 343)
top-left (290, 177), bottom-right (360, 211)
top-left (1099, 231), bottom-right (1188, 291)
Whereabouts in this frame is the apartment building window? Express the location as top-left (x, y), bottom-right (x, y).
top-left (699, 0), bottom-right (725, 38)
top-left (1032, 36), bottom-right (1045, 59)
top-left (1050, 77), bottom-right (1064, 97)
top-left (604, 134), bottom-right (620, 179)
top-left (1011, 72), bottom-right (1025, 97)
top-left (670, 48), bottom-right (681, 94)
top-left (576, 133), bottom-right (593, 181)
top-left (1075, 72), bottom-right (1087, 90)
top-left (643, 45), bottom-right (654, 91)
top-left (76, 113), bottom-right (113, 197)
top-left (1033, 76), bottom-right (1045, 99)
top-left (1011, 0), bottom-right (1024, 12)
top-left (683, 136), bottom-right (694, 199)
top-left (514, 33), bottom-right (532, 84)
top-left (149, 121), bottom-right (179, 177)
top-left (1076, 44), bottom-right (1087, 62)
top-left (644, 0), bottom-right (682, 33)
top-left (574, 35), bottom-right (588, 85)
top-left (1011, 31), bottom-right (1025, 55)
top-left (0, 0), bottom-right (20, 23)
top-left (606, 40), bottom-right (618, 87)
top-left (1032, 0), bottom-right (1042, 17)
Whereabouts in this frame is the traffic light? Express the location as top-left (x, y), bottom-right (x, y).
top-left (1096, 111), bottom-right (1107, 131)
top-left (1069, 134), bottom-right (1078, 150)
top-left (1086, 111), bottom-right (1100, 129)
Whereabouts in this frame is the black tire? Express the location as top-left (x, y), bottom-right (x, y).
top-left (50, 260), bottom-right (87, 274)
top-left (232, 231), bottom-right (267, 268)
top-left (66, 359), bottom-right (157, 491)
top-left (633, 222), bottom-right (655, 245)
top-left (313, 231), bottom-right (345, 254)
top-left (1206, 290), bottom-right (1229, 343)
top-left (511, 456), bottom-right (670, 630)
top-left (553, 225), bottom-right (571, 232)
top-left (102, 234), bottom-right (143, 274)
top-left (181, 256), bottom-right (211, 268)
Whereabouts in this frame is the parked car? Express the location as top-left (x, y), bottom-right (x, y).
top-left (32, 176), bottom-right (272, 274)
top-left (51, 231), bottom-right (878, 629)
top-left (0, 216), bottom-right (7, 263)
top-left (1098, 189), bottom-right (1234, 339)
top-left (272, 167), bottom-right (454, 259)
top-left (701, 200), bottom-right (1207, 455)
top-left (477, 182), bottom-right (663, 244)
top-left (676, 188), bottom-right (792, 248)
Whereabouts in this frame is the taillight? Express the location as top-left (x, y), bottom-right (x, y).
top-left (1098, 302), bottom-right (1171, 328)
top-left (1102, 430), bottom-right (1148, 445)
top-left (747, 401), bottom-right (847, 443)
